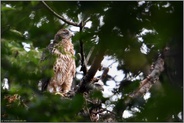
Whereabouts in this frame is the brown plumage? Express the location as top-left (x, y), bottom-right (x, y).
top-left (41, 29), bottom-right (76, 95)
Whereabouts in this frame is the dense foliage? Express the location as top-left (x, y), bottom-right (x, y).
top-left (1, 1), bottom-right (183, 122)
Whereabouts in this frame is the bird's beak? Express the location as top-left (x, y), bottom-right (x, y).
top-left (71, 32), bottom-right (74, 37)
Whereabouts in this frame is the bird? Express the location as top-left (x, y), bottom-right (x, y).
top-left (40, 29), bottom-right (76, 96)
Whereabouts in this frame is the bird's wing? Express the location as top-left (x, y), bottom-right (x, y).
top-left (40, 43), bottom-right (56, 91)
top-left (41, 43), bottom-right (55, 61)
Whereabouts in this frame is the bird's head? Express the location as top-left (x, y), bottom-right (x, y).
top-left (54, 29), bottom-right (73, 42)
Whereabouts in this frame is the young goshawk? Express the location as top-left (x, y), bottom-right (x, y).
top-left (40, 29), bottom-right (76, 95)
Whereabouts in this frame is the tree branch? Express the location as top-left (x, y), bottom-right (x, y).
top-left (41, 1), bottom-right (80, 27)
top-left (100, 108), bottom-right (116, 116)
top-left (100, 67), bottom-right (109, 81)
top-left (125, 57), bottom-right (165, 105)
top-left (86, 46), bottom-right (95, 65)
top-left (79, 22), bottom-right (88, 75)
top-left (77, 49), bottom-right (106, 93)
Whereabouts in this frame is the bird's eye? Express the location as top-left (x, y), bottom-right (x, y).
top-left (63, 30), bottom-right (69, 35)
top-left (61, 31), bottom-right (70, 38)
top-left (61, 33), bottom-right (68, 37)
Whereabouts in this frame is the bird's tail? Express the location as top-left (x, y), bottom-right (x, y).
top-left (41, 78), bottom-right (50, 91)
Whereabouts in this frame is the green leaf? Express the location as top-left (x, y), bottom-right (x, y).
top-left (31, 1), bottom-right (39, 6)
top-left (1, 5), bottom-right (16, 11)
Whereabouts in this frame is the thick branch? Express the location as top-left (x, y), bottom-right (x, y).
top-left (41, 1), bottom-right (80, 27)
top-left (125, 57), bottom-right (165, 105)
top-left (77, 50), bottom-right (105, 93)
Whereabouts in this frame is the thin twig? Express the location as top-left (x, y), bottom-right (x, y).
top-left (100, 67), bottom-right (109, 81)
top-left (86, 46), bottom-right (95, 65)
top-left (41, 1), bottom-right (80, 27)
top-left (79, 22), bottom-right (88, 75)
top-left (83, 17), bottom-right (91, 27)
top-left (85, 98), bottom-right (94, 104)
top-left (100, 108), bottom-right (116, 116)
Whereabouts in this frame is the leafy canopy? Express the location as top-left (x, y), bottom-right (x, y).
top-left (1, 1), bottom-right (183, 122)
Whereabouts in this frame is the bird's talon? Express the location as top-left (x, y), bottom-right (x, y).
top-left (55, 92), bottom-right (64, 96)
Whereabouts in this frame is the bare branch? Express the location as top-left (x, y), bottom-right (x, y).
top-left (79, 22), bottom-right (88, 75)
top-left (125, 57), bottom-right (165, 105)
top-left (77, 50), bottom-right (106, 93)
top-left (100, 108), bottom-right (116, 116)
top-left (86, 46), bottom-right (95, 65)
top-left (41, 1), bottom-right (80, 27)
top-left (83, 18), bottom-right (91, 27)
top-left (100, 67), bottom-right (109, 81)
